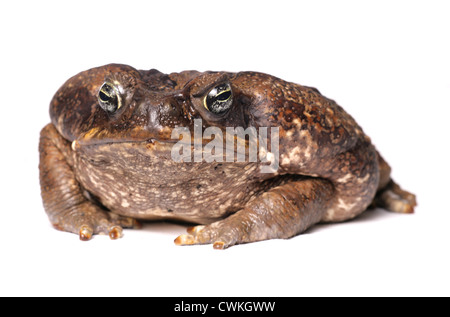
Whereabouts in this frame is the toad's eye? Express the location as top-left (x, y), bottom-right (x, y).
top-left (98, 82), bottom-right (122, 114)
top-left (203, 82), bottom-right (233, 115)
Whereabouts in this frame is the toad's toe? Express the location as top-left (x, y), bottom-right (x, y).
top-left (79, 225), bottom-right (94, 241)
top-left (174, 223), bottom-right (238, 249)
top-left (108, 225), bottom-right (123, 240)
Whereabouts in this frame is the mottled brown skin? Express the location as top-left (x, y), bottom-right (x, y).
top-left (39, 64), bottom-right (416, 248)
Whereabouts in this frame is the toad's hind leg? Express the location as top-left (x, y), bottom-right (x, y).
top-left (373, 153), bottom-right (417, 213)
top-left (39, 124), bottom-right (139, 240)
top-left (175, 177), bottom-right (334, 249)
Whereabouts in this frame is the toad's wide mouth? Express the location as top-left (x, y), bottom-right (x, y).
top-left (76, 137), bottom-right (179, 147)
top-left (75, 125), bottom-right (179, 147)
top-left (74, 122), bottom-right (280, 174)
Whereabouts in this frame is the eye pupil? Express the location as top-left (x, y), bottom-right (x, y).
top-left (216, 90), bottom-right (231, 101)
top-left (99, 90), bottom-right (111, 102)
top-left (204, 83), bottom-right (233, 115)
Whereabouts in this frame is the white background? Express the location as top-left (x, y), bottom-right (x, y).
top-left (1, 0), bottom-right (449, 296)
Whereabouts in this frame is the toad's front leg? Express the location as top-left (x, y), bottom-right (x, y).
top-left (175, 177), bottom-right (334, 249)
top-left (39, 124), bottom-right (138, 240)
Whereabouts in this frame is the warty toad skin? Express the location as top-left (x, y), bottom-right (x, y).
top-left (39, 64), bottom-right (416, 249)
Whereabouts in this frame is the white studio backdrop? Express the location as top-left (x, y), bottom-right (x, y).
top-left (0, 0), bottom-right (449, 296)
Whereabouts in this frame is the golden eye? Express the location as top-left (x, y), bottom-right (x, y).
top-left (98, 82), bottom-right (122, 114)
top-left (203, 83), bottom-right (233, 115)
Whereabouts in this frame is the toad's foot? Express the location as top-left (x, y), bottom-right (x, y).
top-left (175, 177), bottom-right (335, 249)
top-left (374, 180), bottom-right (417, 214)
top-left (174, 222), bottom-right (247, 250)
top-left (52, 205), bottom-right (140, 241)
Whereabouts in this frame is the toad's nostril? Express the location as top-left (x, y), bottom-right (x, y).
top-left (173, 90), bottom-right (189, 103)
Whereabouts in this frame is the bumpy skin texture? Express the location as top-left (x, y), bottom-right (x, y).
top-left (39, 64), bottom-right (416, 248)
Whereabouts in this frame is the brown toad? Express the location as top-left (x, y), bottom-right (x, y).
top-left (39, 64), bottom-right (416, 249)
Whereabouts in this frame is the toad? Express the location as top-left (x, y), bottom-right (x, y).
top-left (39, 64), bottom-right (416, 249)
